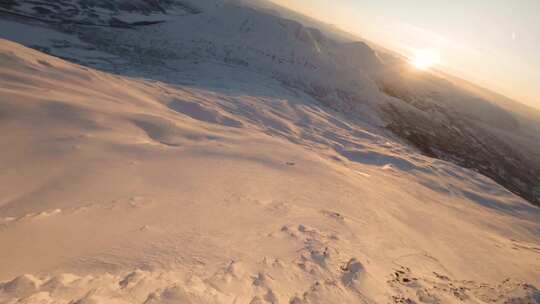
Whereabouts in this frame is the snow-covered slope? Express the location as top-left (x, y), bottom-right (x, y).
top-left (1, 36), bottom-right (540, 304)
top-left (1, 1), bottom-right (540, 303)
top-left (2, 0), bottom-right (539, 206)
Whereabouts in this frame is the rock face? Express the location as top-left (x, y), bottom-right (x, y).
top-left (0, 0), bottom-right (539, 209)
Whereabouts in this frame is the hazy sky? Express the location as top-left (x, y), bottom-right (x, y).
top-left (271, 0), bottom-right (540, 108)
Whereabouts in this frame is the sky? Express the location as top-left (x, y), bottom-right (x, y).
top-left (271, 0), bottom-right (540, 109)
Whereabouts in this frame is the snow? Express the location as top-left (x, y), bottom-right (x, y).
top-left (0, 0), bottom-right (539, 302)
top-left (0, 37), bottom-right (539, 303)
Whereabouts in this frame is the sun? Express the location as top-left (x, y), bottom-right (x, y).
top-left (409, 49), bottom-right (441, 70)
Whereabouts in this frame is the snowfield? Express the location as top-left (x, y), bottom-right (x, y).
top-left (2, 0), bottom-right (539, 206)
top-left (1, 38), bottom-right (539, 304)
top-left (1, 0), bottom-right (540, 303)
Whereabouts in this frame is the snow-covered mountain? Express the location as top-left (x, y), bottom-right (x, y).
top-left (0, 1), bottom-right (539, 303)
top-left (2, 0), bottom-right (539, 207)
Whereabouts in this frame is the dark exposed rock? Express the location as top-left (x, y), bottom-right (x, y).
top-left (380, 82), bottom-right (540, 207)
top-left (0, 0), bottom-right (199, 28)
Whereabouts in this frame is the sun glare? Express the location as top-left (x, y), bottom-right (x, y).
top-left (409, 49), bottom-right (441, 70)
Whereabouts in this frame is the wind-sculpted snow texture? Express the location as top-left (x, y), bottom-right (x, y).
top-left (0, 1), bottom-right (539, 303)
